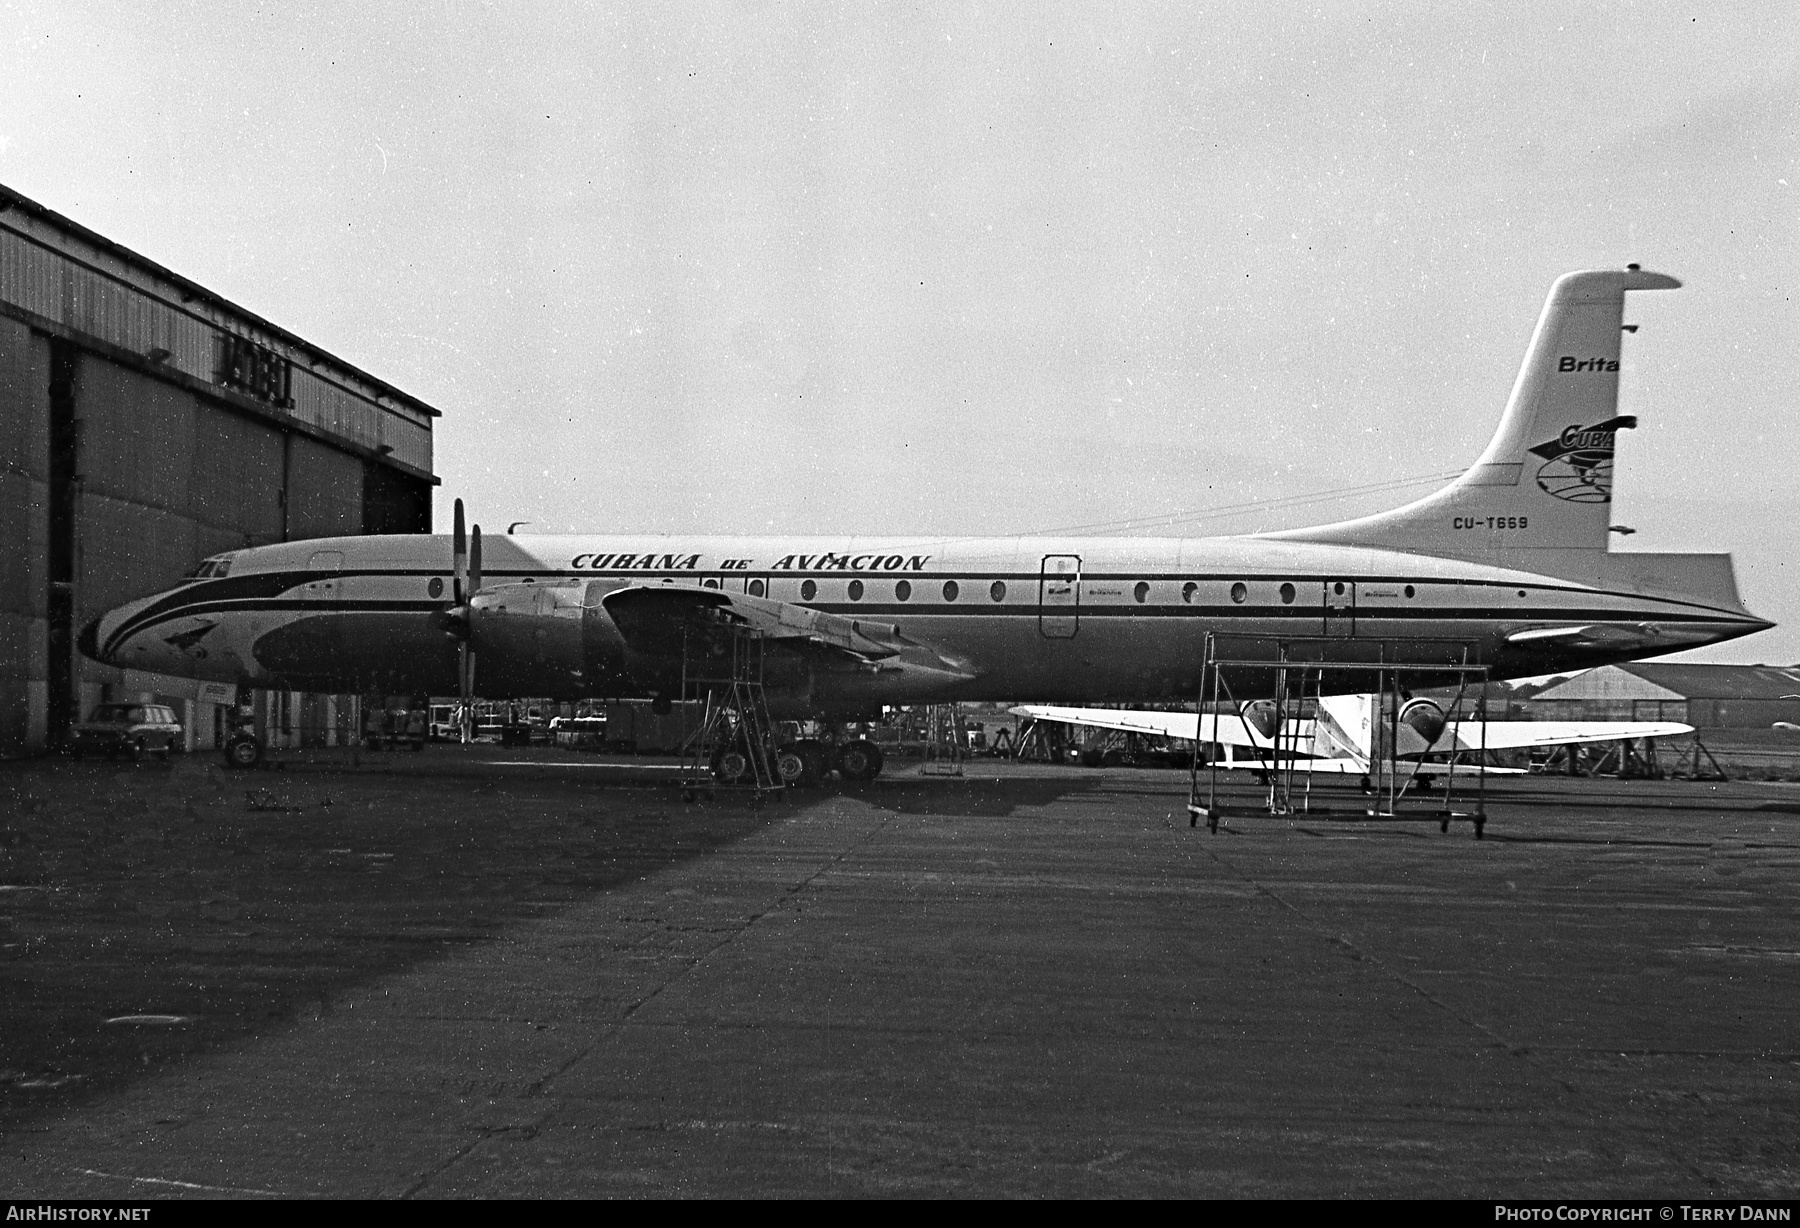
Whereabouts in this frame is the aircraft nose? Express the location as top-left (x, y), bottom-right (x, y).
top-left (77, 616), bottom-right (105, 664)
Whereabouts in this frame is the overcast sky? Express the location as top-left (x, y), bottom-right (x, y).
top-left (3, 1), bottom-right (1795, 663)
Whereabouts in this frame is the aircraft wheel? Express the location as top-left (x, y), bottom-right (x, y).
top-left (711, 744), bottom-right (754, 785)
top-left (774, 745), bottom-right (812, 788)
top-left (223, 735), bottom-right (264, 770)
top-left (835, 739), bottom-right (883, 782)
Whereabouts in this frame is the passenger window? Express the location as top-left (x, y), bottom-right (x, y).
top-left (801, 580), bottom-right (817, 601)
top-left (748, 579), bottom-right (766, 597)
top-left (1182, 581), bottom-right (1198, 604)
top-left (990, 580), bottom-right (1006, 602)
top-left (1133, 581), bottom-right (1149, 604)
top-left (943, 580), bottom-right (959, 602)
top-left (848, 580), bottom-right (864, 601)
top-left (895, 580), bottom-right (911, 601)
top-left (1230, 582), bottom-right (1247, 604)
top-left (1279, 583), bottom-right (1296, 604)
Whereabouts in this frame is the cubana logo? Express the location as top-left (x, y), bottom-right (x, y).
top-left (1527, 415), bottom-right (1636, 504)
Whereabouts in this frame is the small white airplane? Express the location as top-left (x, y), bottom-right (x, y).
top-left (83, 266), bottom-right (1769, 778)
top-left (1013, 695), bottom-right (1693, 777)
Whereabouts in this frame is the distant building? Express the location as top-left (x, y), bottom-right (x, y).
top-left (1527, 664), bottom-right (1800, 729)
top-left (0, 184), bottom-right (441, 754)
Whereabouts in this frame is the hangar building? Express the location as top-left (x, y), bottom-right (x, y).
top-left (1527, 663), bottom-right (1800, 730)
top-left (0, 184), bottom-right (440, 755)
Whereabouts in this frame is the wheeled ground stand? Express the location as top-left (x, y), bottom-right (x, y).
top-left (677, 623), bottom-right (784, 805)
top-left (1186, 633), bottom-right (1493, 839)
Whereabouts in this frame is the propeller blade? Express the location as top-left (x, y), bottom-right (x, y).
top-left (459, 640), bottom-right (473, 744)
top-left (460, 522), bottom-right (483, 744)
top-left (452, 498), bottom-right (468, 605)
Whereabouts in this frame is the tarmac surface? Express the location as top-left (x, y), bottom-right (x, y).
top-left (4, 746), bottom-right (1800, 1198)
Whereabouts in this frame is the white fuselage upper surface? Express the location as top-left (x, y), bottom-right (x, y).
top-left (79, 266), bottom-right (1774, 716)
top-left (86, 529), bottom-right (1768, 715)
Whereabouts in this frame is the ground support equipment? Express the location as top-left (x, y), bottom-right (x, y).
top-left (1185, 633), bottom-right (1492, 839)
top-left (677, 623), bottom-right (784, 806)
top-left (921, 704), bottom-right (967, 776)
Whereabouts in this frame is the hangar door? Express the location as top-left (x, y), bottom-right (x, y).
top-left (1039, 554), bottom-right (1081, 638)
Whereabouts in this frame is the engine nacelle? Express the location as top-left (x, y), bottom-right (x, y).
top-left (466, 580), bottom-right (636, 698)
top-left (1398, 698), bottom-right (1448, 746)
top-left (1240, 699), bottom-right (1280, 740)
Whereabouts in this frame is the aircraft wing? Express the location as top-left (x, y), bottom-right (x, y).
top-left (1009, 704), bottom-right (1292, 750)
top-left (1428, 719), bottom-right (1693, 754)
top-left (602, 584), bottom-right (978, 679)
top-left (1013, 701), bottom-right (1677, 767)
top-left (1009, 705), bottom-right (1530, 774)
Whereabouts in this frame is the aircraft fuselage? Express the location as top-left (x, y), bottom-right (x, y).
top-left (85, 530), bottom-right (1767, 717)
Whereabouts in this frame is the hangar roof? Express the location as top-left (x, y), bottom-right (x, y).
top-left (0, 182), bottom-right (438, 480)
top-left (1533, 663), bottom-right (1800, 703)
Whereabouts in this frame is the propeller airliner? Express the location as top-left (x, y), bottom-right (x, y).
top-left (82, 267), bottom-right (1771, 779)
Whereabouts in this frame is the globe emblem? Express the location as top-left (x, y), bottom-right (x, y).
top-left (1535, 450), bottom-right (1613, 503)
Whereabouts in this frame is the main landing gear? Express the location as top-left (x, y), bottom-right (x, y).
top-left (222, 733), bottom-right (264, 769)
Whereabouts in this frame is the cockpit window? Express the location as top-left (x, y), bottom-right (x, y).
top-left (183, 555), bottom-right (233, 583)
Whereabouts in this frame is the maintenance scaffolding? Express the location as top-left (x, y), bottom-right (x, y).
top-left (1186, 633), bottom-right (1495, 839)
top-left (677, 622), bottom-right (784, 805)
top-left (920, 704), bottom-right (968, 776)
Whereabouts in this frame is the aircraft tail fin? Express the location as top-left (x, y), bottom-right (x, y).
top-left (1266, 266), bottom-right (1680, 556)
top-left (1312, 694), bottom-right (1373, 767)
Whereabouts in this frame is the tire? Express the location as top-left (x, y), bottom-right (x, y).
top-left (711, 744), bottom-right (754, 784)
top-left (1101, 749), bottom-right (1126, 767)
top-left (775, 746), bottom-right (810, 787)
top-left (224, 736), bottom-right (263, 770)
top-left (834, 739), bottom-right (883, 782)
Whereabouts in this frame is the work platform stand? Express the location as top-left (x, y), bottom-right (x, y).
top-left (1186, 633), bottom-right (1494, 839)
top-left (921, 704), bottom-right (968, 776)
top-left (677, 623), bottom-right (784, 806)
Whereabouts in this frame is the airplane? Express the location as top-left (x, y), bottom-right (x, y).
top-left (81, 266), bottom-right (1771, 780)
top-left (1012, 695), bottom-right (1694, 779)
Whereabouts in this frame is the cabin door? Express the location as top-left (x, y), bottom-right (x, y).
top-left (1323, 579), bottom-right (1356, 638)
top-left (1039, 554), bottom-right (1081, 639)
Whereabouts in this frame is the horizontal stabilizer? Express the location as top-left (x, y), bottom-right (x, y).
top-left (1505, 623), bottom-right (1666, 650)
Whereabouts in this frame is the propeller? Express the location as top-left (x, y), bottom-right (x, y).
top-left (448, 499), bottom-right (483, 743)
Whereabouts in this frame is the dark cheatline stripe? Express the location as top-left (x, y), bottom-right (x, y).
top-left (102, 562), bottom-right (1756, 661)
top-left (102, 571), bottom-right (320, 657)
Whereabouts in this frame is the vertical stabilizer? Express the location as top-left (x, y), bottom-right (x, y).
top-left (1313, 694), bottom-right (1374, 767)
top-left (1267, 267), bottom-right (1680, 556)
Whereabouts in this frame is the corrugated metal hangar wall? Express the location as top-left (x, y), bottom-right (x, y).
top-left (0, 184), bottom-right (441, 755)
